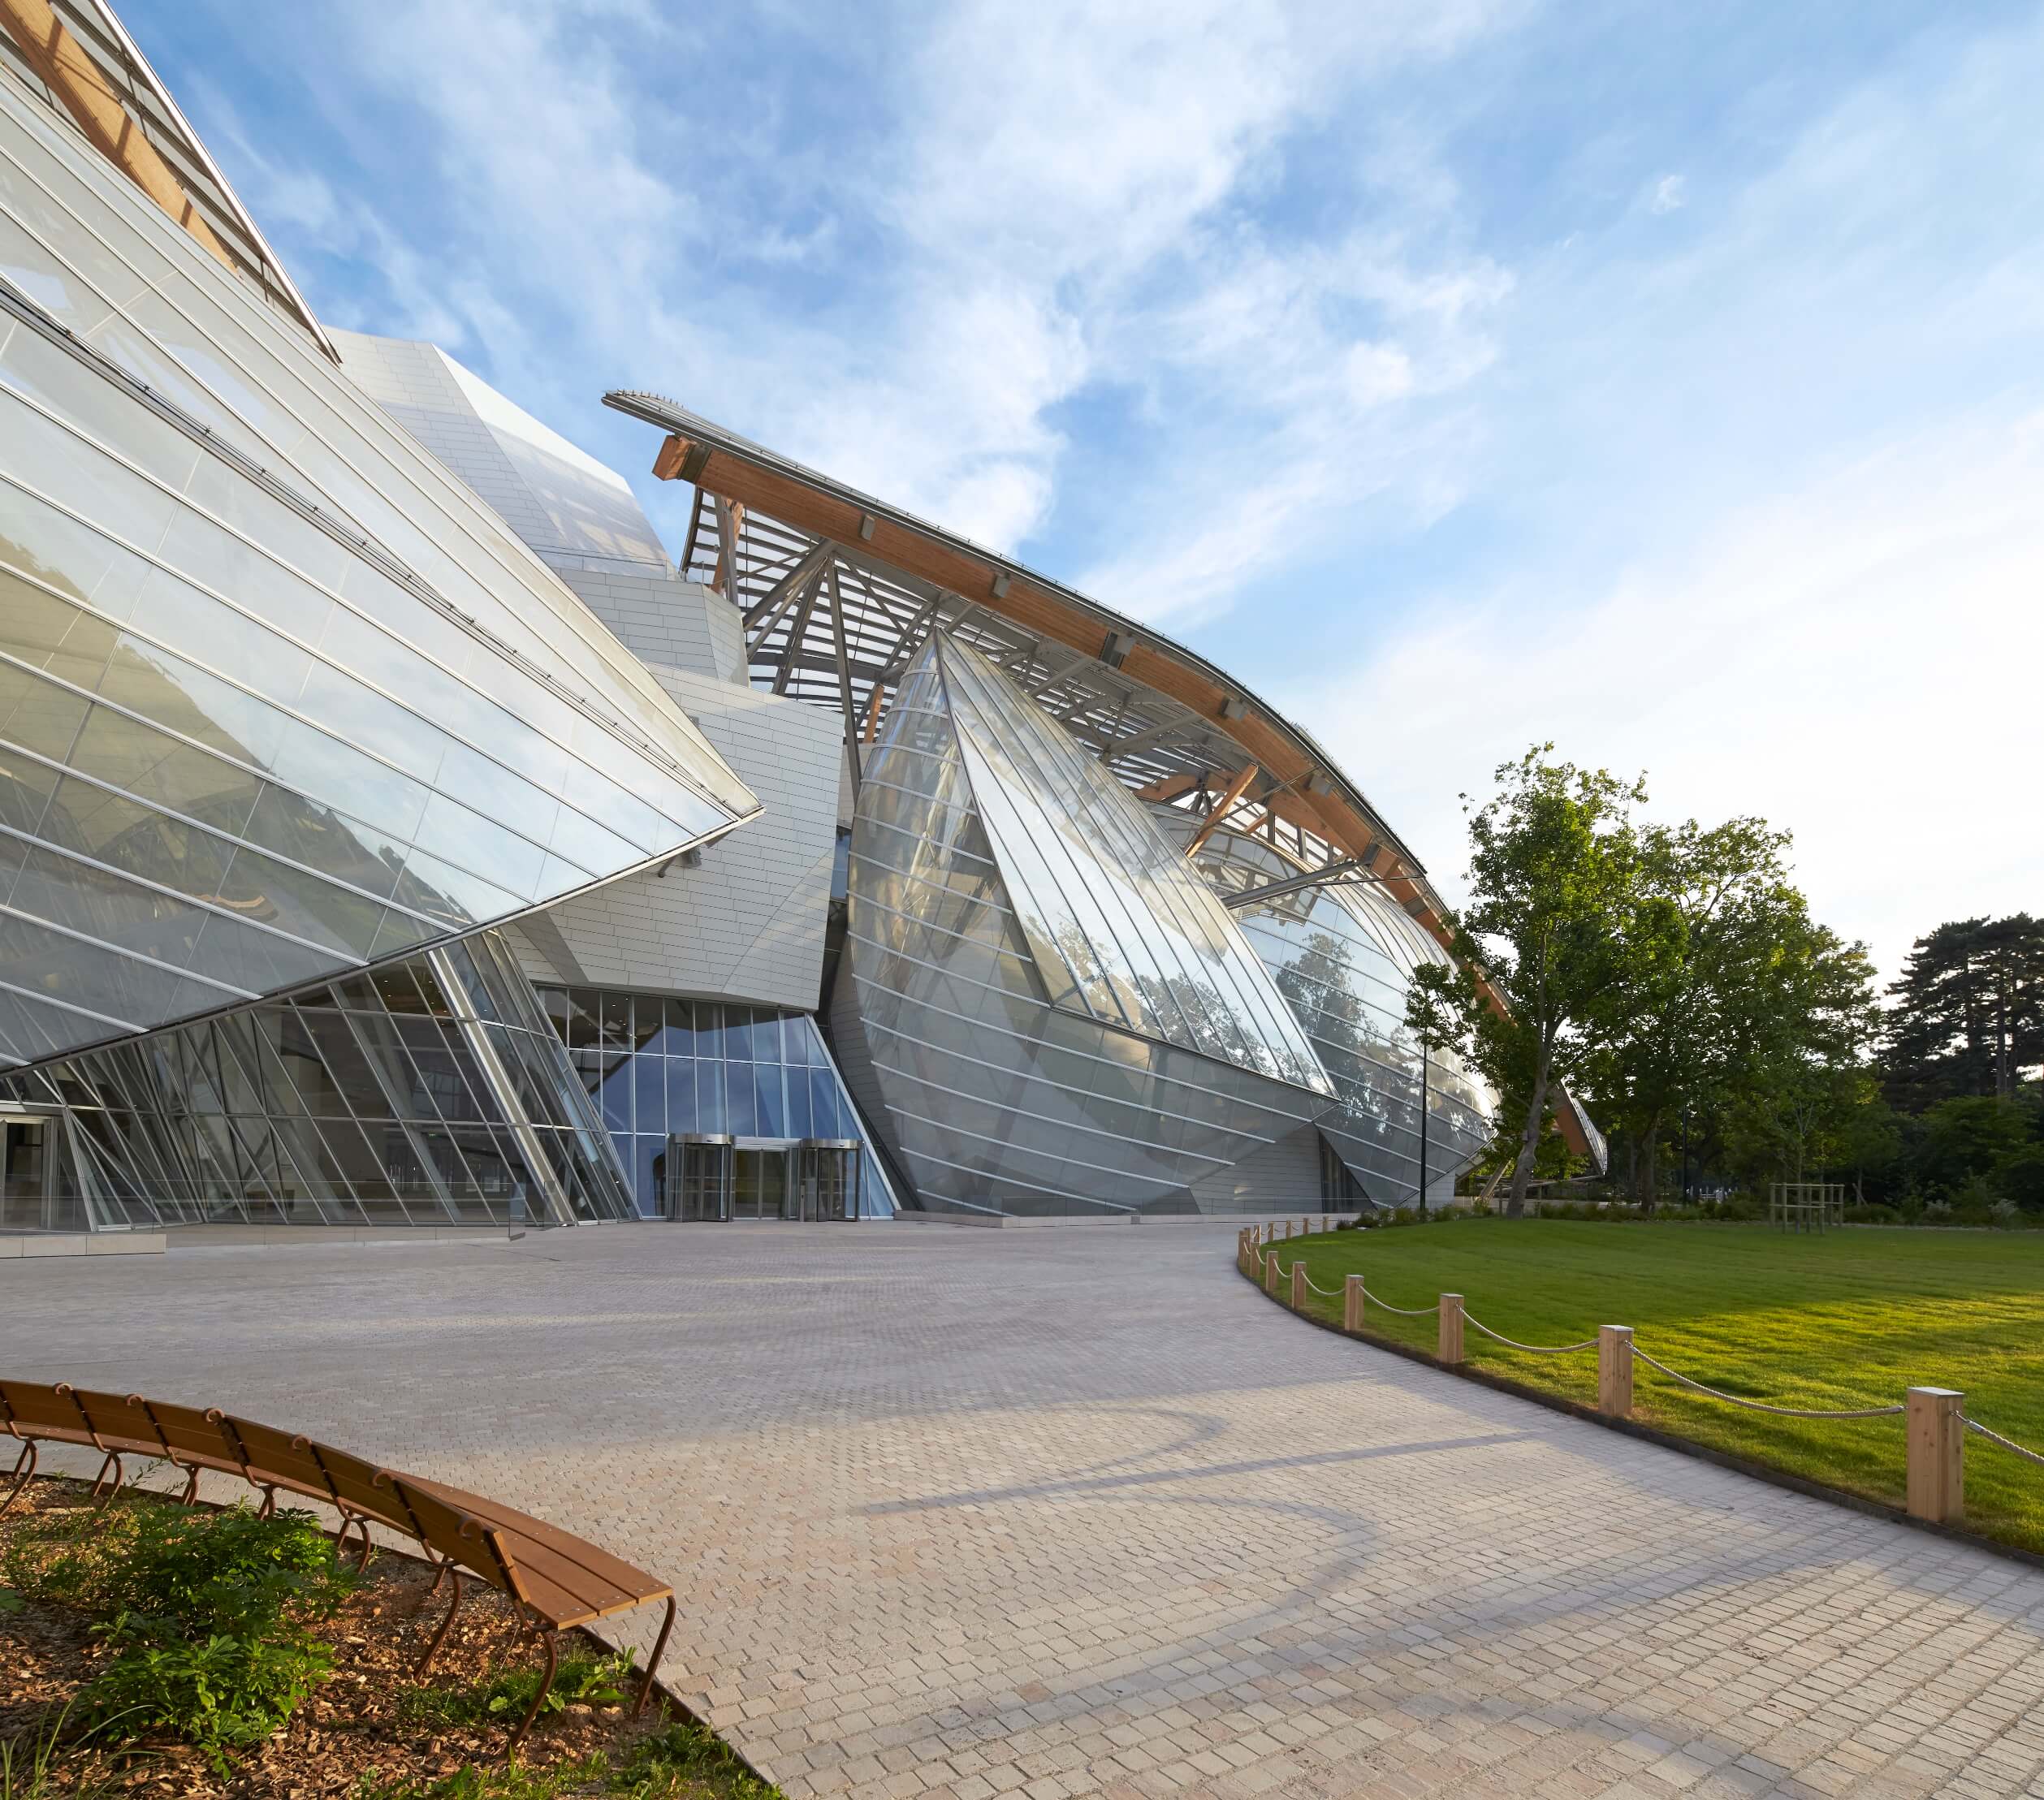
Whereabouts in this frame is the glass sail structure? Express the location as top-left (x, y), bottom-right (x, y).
top-left (0, 71), bottom-right (758, 1070)
top-left (834, 635), bottom-right (1336, 1218)
top-left (1160, 811), bottom-right (1498, 1205)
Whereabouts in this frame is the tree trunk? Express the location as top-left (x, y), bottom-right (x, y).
top-left (1506, 1047), bottom-right (1552, 1218)
top-left (1638, 1122), bottom-right (1660, 1213)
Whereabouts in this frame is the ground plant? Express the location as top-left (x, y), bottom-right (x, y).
top-left (0, 1483), bottom-right (778, 1799)
top-left (1266, 1219), bottom-right (2044, 1555)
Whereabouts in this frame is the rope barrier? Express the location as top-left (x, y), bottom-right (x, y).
top-left (1359, 1287), bottom-right (1439, 1317)
top-left (1301, 1269), bottom-right (1342, 1298)
top-left (1631, 1348), bottom-right (1904, 1419)
top-left (1962, 1417), bottom-right (2044, 1470)
top-left (1463, 1314), bottom-right (1597, 1355)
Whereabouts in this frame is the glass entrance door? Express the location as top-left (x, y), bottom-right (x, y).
top-left (797, 1139), bottom-right (862, 1221)
top-left (732, 1146), bottom-right (792, 1219)
top-left (672, 1135), bottom-right (732, 1220)
top-left (2, 1117), bottom-right (52, 1232)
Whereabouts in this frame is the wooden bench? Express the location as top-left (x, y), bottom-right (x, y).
top-left (0, 1379), bottom-right (676, 1750)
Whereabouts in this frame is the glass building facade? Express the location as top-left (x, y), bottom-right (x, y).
top-left (0, 15), bottom-right (1544, 1233)
top-left (0, 72), bottom-right (755, 1070)
top-left (532, 983), bottom-right (895, 1218)
top-left (0, 932), bottom-right (633, 1230)
top-left (833, 635), bottom-right (1338, 1219)
top-left (1159, 811), bottom-right (1496, 1205)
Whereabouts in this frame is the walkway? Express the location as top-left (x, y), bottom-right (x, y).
top-left (9, 1222), bottom-right (2044, 1798)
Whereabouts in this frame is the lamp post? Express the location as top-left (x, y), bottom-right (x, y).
top-left (1417, 1039), bottom-right (1430, 1218)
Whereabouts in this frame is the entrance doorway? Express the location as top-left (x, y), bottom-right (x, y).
top-left (663, 1134), bottom-right (867, 1221)
top-left (732, 1146), bottom-right (791, 1220)
top-left (2, 1113), bottom-right (54, 1232)
top-left (797, 1138), bottom-right (862, 1221)
top-left (672, 1134), bottom-right (732, 1220)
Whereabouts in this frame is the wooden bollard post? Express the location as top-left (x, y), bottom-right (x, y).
top-left (1290, 1261), bottom-right (1307, 1310)
top-left (1907, 1387), bottom-right (1964, 1524)
top-left (1597, 1326), bottom-right (1633, 1418)
top-left (1264, 1249), bottom-right (1281, 1296)
top-left (1343, 1272), bottom-right (1363, 1332)
top-left (1438, 1293), bottom-right (1464, 1366)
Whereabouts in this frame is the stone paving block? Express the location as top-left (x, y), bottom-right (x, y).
top-left (13, 1224), bottom-right (2044, 1798)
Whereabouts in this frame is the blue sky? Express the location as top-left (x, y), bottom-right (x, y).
top-left (134, 0), bottom-right (2043, 983)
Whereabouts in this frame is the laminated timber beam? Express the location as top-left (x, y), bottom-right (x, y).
top-left (0, 0), bottom-right (233, 273)
top-left (636, 425), bottom-right (1462, 971)
top-left (1182, 763), bottom-right (1260, 860)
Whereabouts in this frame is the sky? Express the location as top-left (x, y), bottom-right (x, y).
top-left (132, 0), bottom-right (2043, 987)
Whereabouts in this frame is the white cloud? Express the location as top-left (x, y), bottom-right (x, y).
top-left (1289, 403), bottom-right (2044, 983)
top-left (1649, 173), bottom-right (1687, 214)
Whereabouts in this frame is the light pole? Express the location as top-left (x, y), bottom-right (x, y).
top-left (1417, 1039), bottom-right (1430, 1218)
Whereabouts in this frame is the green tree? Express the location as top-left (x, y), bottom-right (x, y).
top-left (1407, 747), bottom-right (1647, 1215)
top-left (1884, 913), bottom-right (2044, 1107)
top-left (1714, 920), bottom-right (1880, 1190)
top-left (1594, 817), bottom-right (1876, 1206)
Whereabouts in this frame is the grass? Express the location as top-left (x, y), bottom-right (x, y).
top-left (1260, 1219), bottom-right (2044, 1556)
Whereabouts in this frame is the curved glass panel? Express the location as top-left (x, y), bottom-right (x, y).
top-left (934, 635), bottom-right (1331, 1095)
top-left (0, 83), bottom-right (758, 1068)
top-left (1160, 809), bottom-right (1499, 1206)
top-left (838, 641), bottom-right (1333, 1219)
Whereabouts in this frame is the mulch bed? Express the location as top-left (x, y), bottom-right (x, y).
top-left (0, 1474), bottom-right (689, 1797)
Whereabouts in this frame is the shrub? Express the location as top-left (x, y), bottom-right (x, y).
top-left (91, 1502), bottom-right (352, 1639)
top-left (80, 1625), bottom-right (332, 1772)
top-left (10, 1497), bottom-right (352, 1769)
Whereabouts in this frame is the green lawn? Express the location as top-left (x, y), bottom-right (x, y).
top-left (1260, 1220), bottom-right (2044, 1556)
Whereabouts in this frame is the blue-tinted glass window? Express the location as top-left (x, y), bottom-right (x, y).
top-left (810, 1068), bottom-right (840, 1138)
top-left (784, 1066), bottom-right (812, 1138)
top-left (565, 989), bottom-right (601, 1049)
top-left (724, 1061), bottom-right (757, 1136)
top-left (695, 1002), bottom-right (726, 1060)
top-left (697, 1060), bottom-right (727, 1133)
top-left (655, 997), bottom-right (693, 1056)
top-left (724, 1005), bottom-right (753, 1061)
top-left (598, 1055), bottom-right (632, 1133)
top-left (754, 1063), bottom-right (786, 1138)
top-left (665, 1057), bottom-right (697, 1134)
top-left (633, 1053), bottom-right (664, 1135)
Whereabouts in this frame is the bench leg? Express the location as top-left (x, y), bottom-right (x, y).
top-left (505, 1626), bottom-right (558, 1761)
top-left (89, 1451), bottom-right (124, 1506)
top-left (635, 1595), bottom-right (676, 1719)
top-left (257, 1484), bottom-right (279, 1522)
top-left (179, 1463), bottom-right (200, 1505)
top-left (1, 1440), bottom-right (34, 1517)
top-left (417, 1560), bottom-right (463, 1675)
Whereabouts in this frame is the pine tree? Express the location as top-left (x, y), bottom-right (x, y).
top-left (1884, 914), bottom-right (2044, 1107)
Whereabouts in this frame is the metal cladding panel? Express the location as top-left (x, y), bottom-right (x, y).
top-left (0, 76), bottom-right (758, 1067)
top-left (843, 640), bottom-right (1332, 1219)
top-left (1161, 810), bottom-right (1499, 1206)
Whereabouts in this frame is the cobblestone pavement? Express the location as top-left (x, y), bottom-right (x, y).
top-left (8, 1222), bottom-right (2044, 1798)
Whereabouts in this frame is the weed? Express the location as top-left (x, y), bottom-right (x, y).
top-left (397, 1650), bottom-right (637, 1728)
top-left (80, 1625), bottom-right (333, 1772)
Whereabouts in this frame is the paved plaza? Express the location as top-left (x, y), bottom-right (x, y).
top-left (7, 1223), bottom-right (2044, 1798)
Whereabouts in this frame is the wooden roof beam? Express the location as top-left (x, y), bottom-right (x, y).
top-left (1182, 764), bottom-right (1260, 860)
top-left (0, 0), bottom-right (233, 273)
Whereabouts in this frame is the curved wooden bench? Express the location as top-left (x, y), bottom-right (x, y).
top-left (0, 1379), bottom-right (676, 1751)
